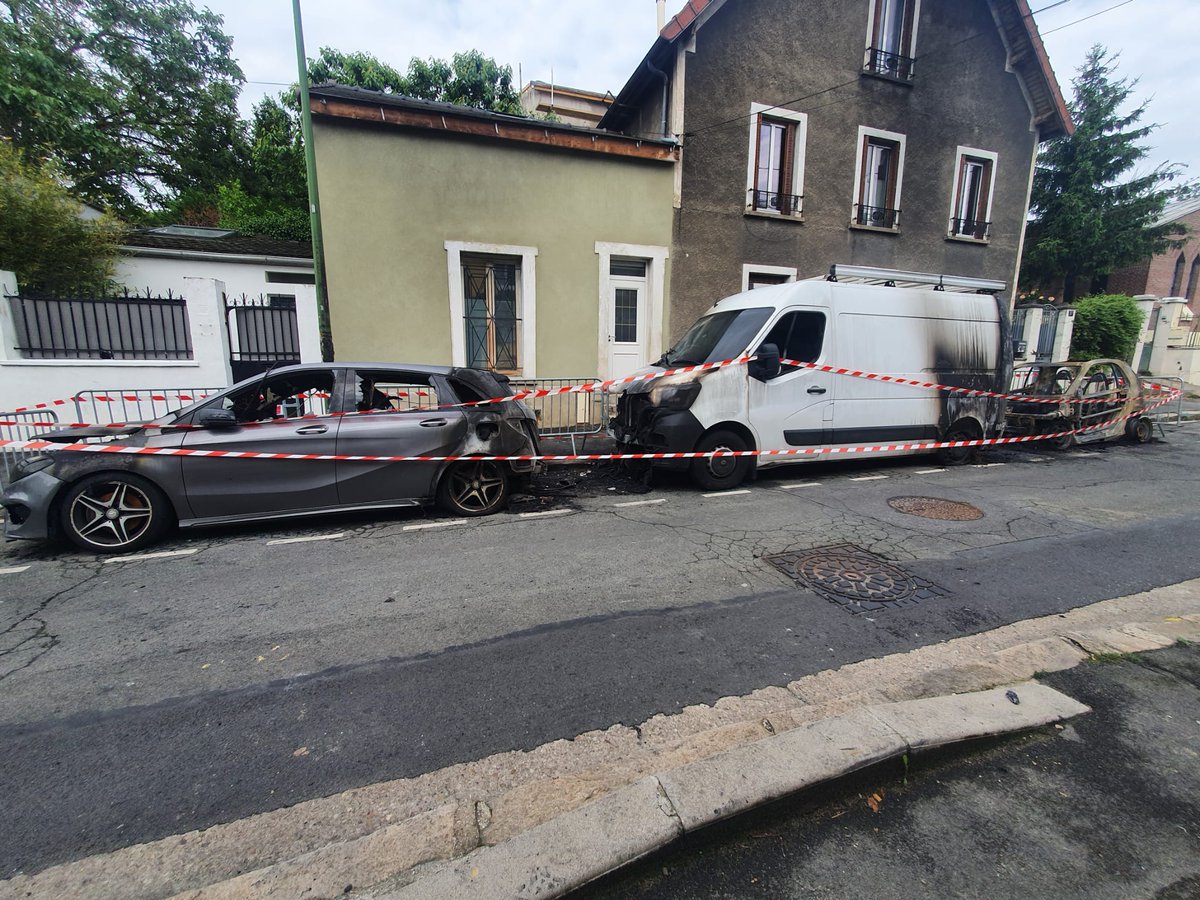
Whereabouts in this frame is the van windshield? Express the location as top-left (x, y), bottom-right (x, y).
top-left (661, 308), bottom-right (772, 367)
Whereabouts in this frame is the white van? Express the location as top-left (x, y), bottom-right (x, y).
top-left (609, 269), bottom-right (1012, 490)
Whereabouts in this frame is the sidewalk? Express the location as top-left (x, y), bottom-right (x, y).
top-left (579, 643), bottom-right (1200, 900)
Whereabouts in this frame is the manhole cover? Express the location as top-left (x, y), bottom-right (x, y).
top-left (765, 543), bottom-right (946, 614)
top-left (888, 496), bottom-right (983, 521)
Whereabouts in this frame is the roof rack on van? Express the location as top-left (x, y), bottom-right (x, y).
top-left (822, 264), bottom-right (1006, 295)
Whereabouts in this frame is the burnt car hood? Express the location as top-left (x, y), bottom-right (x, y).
top-left (36, 424), bottom-right (146, 443)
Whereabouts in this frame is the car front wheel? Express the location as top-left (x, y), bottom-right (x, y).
top-left (59, 473), bottom-right (171, 553)
top-left (437, 459), bottom-right (510, 516)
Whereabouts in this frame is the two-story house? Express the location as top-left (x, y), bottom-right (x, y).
top-left (598, 0), bottom-right (1072, 340)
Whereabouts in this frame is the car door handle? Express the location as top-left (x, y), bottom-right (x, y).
top-left (807, 386), bottom-right (827, 395)
top-left (295, 424), bottom-right (328, 434)
top-left (419, 418), bottom-right (449, 427)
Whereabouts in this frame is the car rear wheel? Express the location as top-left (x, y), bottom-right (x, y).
top-left (59, 473), bottom-right (171, 553)
top-left (437, 459), bottom-right (510, 516)
top-left (937, 423), bottom-right (981, 465)
top-left (1126, 416), bottom-right (1154, 444)
top-left (690, 429), bottom-right (752, 491)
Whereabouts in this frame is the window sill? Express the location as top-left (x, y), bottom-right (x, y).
top-left (744, 208), bottom-right (804, 223)
top-left (860, 69), bottom-right (914, 87)
top-left (946, 234), bottom-right (990, 245)
top-left (849, 222), bottom-right (900, 235)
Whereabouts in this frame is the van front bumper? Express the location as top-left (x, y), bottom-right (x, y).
top-left (608, 396), bottom-right (704, 468)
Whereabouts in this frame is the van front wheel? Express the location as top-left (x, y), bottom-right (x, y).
top-left (937, 424), bottom-right (981, 466)
top-left (690, 430), bottom-right (752, 491)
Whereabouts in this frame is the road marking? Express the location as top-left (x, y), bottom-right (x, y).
top-left (849, 474), bottom-right (888, 482)
top-left (102, 549), bottom-right (199, 565)
top-left (702, 489), bottom-right (752, 498)
top-left (973, 462), bottom-right (1006, 468)
top-left (1023, 456), bottom-right (1051, 462)
top-left (780, 482), bottom-right (820, 490)
top-left (519, 509), bottom-right (573, 519)
top-left (613, 498), bottom-right (667, 508)
top-left (914, 468), bottom-right (946, 475)
top-left (402, 519), bottom-right (469, 531)
top-left (0, 565), bottom-right (31, 575)
top-left (267, 532), bottom-right (346, 545)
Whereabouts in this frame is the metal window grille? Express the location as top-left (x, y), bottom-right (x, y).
top-left (865, 47), bottom-right (915, 81)
top-left (951, 217), bottom-right (991, 239)
top-left (7, 290), bottom-right (193, 360)
top-left (748, 189), bottom-right (803, 216)
top-left (854, 204), bottom-right (900, 228)
top-left (463, 260), bottom-right (521, 373)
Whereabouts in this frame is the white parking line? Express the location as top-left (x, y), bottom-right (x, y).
top-left (267, 532), bottom-right (346, 545)
top-left (519, 509), bottom-right (574, 519)
top-left (702, 489), bottom-right (752, 498)
top-left (613, 498), bottom-right (667, 508)
top-left (0, 565), bottom-right (31, 575)
top-left (102, 549), bottom-right (199, 565)
top-left (973, 462), bottom-right (1006, 468)
top-left (780, 482), bottom-right (820, 490)
top-left (402, 519), bottom-right (469, 531)
top-left (914, 468), bottom-right (946, 475)
top-left (849, 474), bottom-right (888, 482)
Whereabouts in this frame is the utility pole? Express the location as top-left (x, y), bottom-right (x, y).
top-left (292, 0), bottom-right (334, 361)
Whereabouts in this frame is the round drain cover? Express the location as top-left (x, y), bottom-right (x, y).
top-left (888, 496), bottom-right (983, 521)
top-left (797, 549), bottom-right (917, 602)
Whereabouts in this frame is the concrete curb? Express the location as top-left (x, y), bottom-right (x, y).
top-left (367, 683), bottom-right (1089, 899)
top-left (3, 581), bottom-right (1198, 900)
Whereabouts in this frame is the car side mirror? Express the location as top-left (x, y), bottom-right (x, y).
top-left (198, 408), bottom-right (238, 429)
top-left (749, 343), bottom-right (781, 381)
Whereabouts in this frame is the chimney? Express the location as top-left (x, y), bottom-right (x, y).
top-left (656, 0), bottom-right (666, 32)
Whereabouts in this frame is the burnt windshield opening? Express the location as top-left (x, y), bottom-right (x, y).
top-left (660, 308), bottom-right (772, 367)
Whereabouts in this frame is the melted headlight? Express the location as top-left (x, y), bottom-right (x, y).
top-left (649, 381), bottom-right (701, 410)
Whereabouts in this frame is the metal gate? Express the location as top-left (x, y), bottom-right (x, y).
top-left (1036, 305), bottom-right (1060, 360)
top-left (225, 293), bottom-right (301, 382)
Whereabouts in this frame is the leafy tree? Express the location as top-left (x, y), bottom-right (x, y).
top-left (0, 0), bottom-right (245, 217)
top-left (1068, 293), bottom-right (1146, 361)
top-left (0, 138), bottom-right (123, 293)
top-left (1021, 46), bottom-right (1188, 303)
top-left (309, 47), bottom-right (522, 115)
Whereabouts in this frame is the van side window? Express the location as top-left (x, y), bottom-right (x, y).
top-left (763, 311), bottom-right (826, 367)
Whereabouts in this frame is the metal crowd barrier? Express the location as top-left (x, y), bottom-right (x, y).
top-left (507, 376), bottom-right (608, 453)
top-left (1148, 376), bottom-right (1185, 426)
top-left (73, 387), bottom-right (223, 425)
top-left (0, 409), bottom-right (59, 489)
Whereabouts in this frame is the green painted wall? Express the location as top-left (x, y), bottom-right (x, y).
top-left (313, 120), bottom-right (675, 378)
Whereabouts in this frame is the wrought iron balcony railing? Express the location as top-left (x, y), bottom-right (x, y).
top-left (865, 47), bottom-right (915, 82)
top-left (748, 189), bottom-right (803, 217)
top-left (951, 217), bottom-right (991, 240)
top-left (854, 204), bottom-right (900, 229)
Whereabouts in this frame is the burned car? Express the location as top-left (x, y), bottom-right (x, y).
top-left (1005, 358), bottom-right (1156, 449)
top-left (2, 364), bottom-right (539, 553)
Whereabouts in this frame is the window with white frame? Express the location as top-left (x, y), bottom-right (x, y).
top-left (853, 127), bottom-right (905, 230)
top-left (948, 147), bottom-right (997, 240)
top-left (864, 0), bottom-right (920, 81)
top-left (745, 104), bottom-right (807, 218)
top-left (462, 255), bottom-right (521, 373)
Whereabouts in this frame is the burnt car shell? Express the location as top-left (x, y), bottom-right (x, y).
top-left (1004, 358), bottom-right (1149, 444)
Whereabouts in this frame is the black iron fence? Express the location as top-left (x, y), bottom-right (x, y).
top-left (854, 204), bottom-right (900, 229)
top-left (224, 293), bottom-right (301, 381)
top-left (748, 189), bottom-right (804, 216)
top-left (6, 290), bottom-right (193, 360)
top-left (865, 47), bottom-right (915, 81)
top-left (951, 217), bottom-right (991, 240)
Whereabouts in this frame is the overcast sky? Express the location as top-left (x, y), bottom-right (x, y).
top-left (202, 0), bottom-right (1197, 183)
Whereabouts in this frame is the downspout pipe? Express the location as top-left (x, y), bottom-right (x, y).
top-left (645, 57), bottom-right (669, 138)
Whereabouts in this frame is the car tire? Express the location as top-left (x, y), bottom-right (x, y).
top-left (690, 429), bottom-right (752, 491)
top-left (1047, 423), bottom-right (1076, 451)
top-left (1126, 416), bottom-right (1154, 444)
top-left (437, 459), bottom-right (510, 516)
top-left (937, 424), bottom-right (981, 465)
top-left (59, 472), bottom-right (172, 554)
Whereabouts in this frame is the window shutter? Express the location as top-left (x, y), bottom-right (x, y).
top-left (779, 123), bottom-right (796, 214)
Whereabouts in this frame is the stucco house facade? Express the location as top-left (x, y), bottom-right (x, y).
top-left (598, 0), bottom-right (1072, 341)
top-left (310, 87), bottom-right (677, 381)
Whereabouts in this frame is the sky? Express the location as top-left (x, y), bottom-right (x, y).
top-left (201, 0), bottom-right (1198, 184)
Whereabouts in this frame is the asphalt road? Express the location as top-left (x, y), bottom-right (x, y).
top-left (579, 644), bottom-right (1200, 900)
top-left (2, 425), bottom-right (1199, 878)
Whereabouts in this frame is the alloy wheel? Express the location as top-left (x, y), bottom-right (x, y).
top-left (68, 480), bottom-right (154, 549)
top-left (447, 460), bottom-right (507, 513)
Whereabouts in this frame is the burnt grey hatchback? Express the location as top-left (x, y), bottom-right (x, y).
top-left (2, 364), bottom-right (540, 553)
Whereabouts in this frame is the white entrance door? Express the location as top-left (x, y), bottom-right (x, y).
top-left (607, 277), bottom-right (648, 380)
